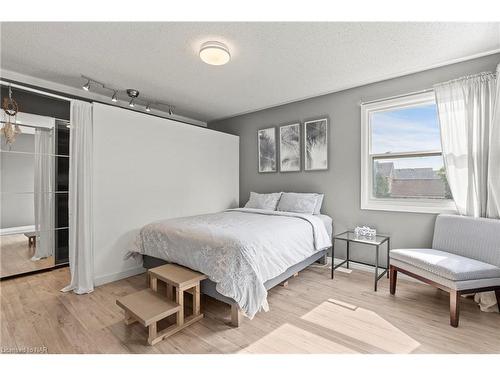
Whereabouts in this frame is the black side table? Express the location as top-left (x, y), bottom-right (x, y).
top-left (331, 231), bottom-right (390, 291)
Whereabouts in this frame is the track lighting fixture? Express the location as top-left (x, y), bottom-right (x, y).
top-left (80, 76), bottom-right (175, 117)
top-left (82, 79), bottom-right (91, 91)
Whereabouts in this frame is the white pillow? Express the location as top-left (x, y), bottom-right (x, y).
top-left (314, 194), bottom-right (324, 215)
top-left (244, 192), bottom-right (282, 211)
top-left (277, 192), bottom-right (319, 214)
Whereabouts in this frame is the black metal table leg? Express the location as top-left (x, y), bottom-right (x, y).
top-left (374, 245), bottom-right (379, 291)
top-left (331, 240), bottom-right (335, 279)
top-left (346, 240), bottom-right (350, 269)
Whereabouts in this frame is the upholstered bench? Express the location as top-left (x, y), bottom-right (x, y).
top-left (389, 214), bottom-right (500, 327)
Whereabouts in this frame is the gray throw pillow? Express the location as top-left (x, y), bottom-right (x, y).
top-left (244, 192), bottom-right (282, 211)
top-left (277, 192), bottom-right (319, 214)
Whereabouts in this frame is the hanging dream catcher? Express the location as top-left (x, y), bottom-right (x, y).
top-left (1, 85), bottom-right (21, 148)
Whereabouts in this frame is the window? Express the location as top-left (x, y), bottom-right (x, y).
top-left (361, 91), bottom-right (456, 214)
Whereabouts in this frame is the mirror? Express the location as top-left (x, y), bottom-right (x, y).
top-left (0, 111), bottom-right (69, 278)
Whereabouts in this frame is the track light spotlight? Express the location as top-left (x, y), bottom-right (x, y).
top-left (111, 91), bottom-right (118, 102)
top-left (126, 89), bottom-right (139, 108)
top-left (145, 104), bottom-right (151, 112)
top-left (82, 79), bottom-right (91, 91)
top-left (168, 107), bottom-right (173, 116)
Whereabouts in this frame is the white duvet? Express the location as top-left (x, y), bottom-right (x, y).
top-left (130, 208), bottom-right (331, 318)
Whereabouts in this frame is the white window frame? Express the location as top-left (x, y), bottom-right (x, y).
top-left (360, 91), bottom-right (457, 214)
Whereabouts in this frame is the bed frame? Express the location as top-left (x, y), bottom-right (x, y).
top-left (143, 250), bottom-right (328, 327)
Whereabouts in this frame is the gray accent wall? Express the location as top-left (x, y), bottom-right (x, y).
top-left (209, 53), bottom-right (500, 266)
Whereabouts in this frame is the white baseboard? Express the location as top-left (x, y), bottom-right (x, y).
top-left (94, 266), bottom-right (146, 287)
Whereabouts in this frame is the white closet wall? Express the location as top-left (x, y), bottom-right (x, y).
top-left (92, 103), bottom-right (239, 285)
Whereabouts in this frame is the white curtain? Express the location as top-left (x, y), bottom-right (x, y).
top-left (488, 64), bottom-right (500, 219)
top-left (434, 66), bottom-right (500, 312)
top-left (434, 71), bottom-right (499, 218)
top-left (32, 126), bottom-right (55, 260)
top-left (61, 100), bottom-right (94, 294)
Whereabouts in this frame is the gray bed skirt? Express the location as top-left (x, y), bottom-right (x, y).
top-left (143, 249), bottom-right (328, 306)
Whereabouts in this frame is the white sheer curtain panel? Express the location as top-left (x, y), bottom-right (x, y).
top-left (434, 71), bottom-right (499, 218)
top-left (32, 126), bottom-right (55, 260)
top-left (487, 64), bottom-right (500, 218)
top-left (61, 100), bottom-right (94, 294)
top-left (434, 66), bottom-right (500, 313)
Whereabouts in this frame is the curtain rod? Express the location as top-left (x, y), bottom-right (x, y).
top-left (0, 79), bottom-right (72, 102)
top-left (359, 88), bottom-right (434, 106)
top-left (434, 71), bottom-right (497, 88)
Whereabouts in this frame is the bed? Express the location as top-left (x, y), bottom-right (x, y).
top-left (130, 207), bottom-right (333, 326)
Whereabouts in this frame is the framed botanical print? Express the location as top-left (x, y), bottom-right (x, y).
top-left (279, 123), bottom-right (300, 172)
top-left (304, 118), bottom-right (328, 171)
top-left (258, 127), bottom-right (277, 173)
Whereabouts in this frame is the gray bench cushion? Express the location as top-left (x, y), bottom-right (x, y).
top-left (390, 248), bottom-right (500, 281)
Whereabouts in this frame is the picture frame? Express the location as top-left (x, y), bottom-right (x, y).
top-left (279, 123), bottom-right (301, 172)
top-left (304, 118), bottom-right (328, 171)
top-left (257, 126), bottom-right (277, 173)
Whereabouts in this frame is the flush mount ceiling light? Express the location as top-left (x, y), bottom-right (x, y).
top-left (199, 41), bottom-right (231, 66)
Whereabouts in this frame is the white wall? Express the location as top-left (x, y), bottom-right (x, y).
top-left (92, 103), bottom-right (239, 285)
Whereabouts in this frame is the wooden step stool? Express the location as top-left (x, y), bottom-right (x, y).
top-left (116, 264), bottom-right (207, 345)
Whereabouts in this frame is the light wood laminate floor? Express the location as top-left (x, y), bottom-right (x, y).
top-left (1, 265), bottom-right (499, 354)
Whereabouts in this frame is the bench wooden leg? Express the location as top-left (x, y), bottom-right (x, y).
top-left (281, 280), bottom-right (289, 287)
top-left (193, 284), bottom-right (201, 316)
top-left (124, 311), bottom-right (136, 325)
top-left (495, 289), bottom-right (500, 311)
top-left (230, 304), bottom-right (241, 327)
top-left (150, 276), bottom-right (158, 292)
top-left (389, 265), bottom-right (397, 295)
top-left (176, 288), bottom-right (184, 326)
top-left (450, 290), bottom-right (460, 327)
top-left (147, 322), bottom-right (158, 345)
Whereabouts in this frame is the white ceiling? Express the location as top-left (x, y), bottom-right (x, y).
top-left (1, 22), bottom-right (499, 122)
